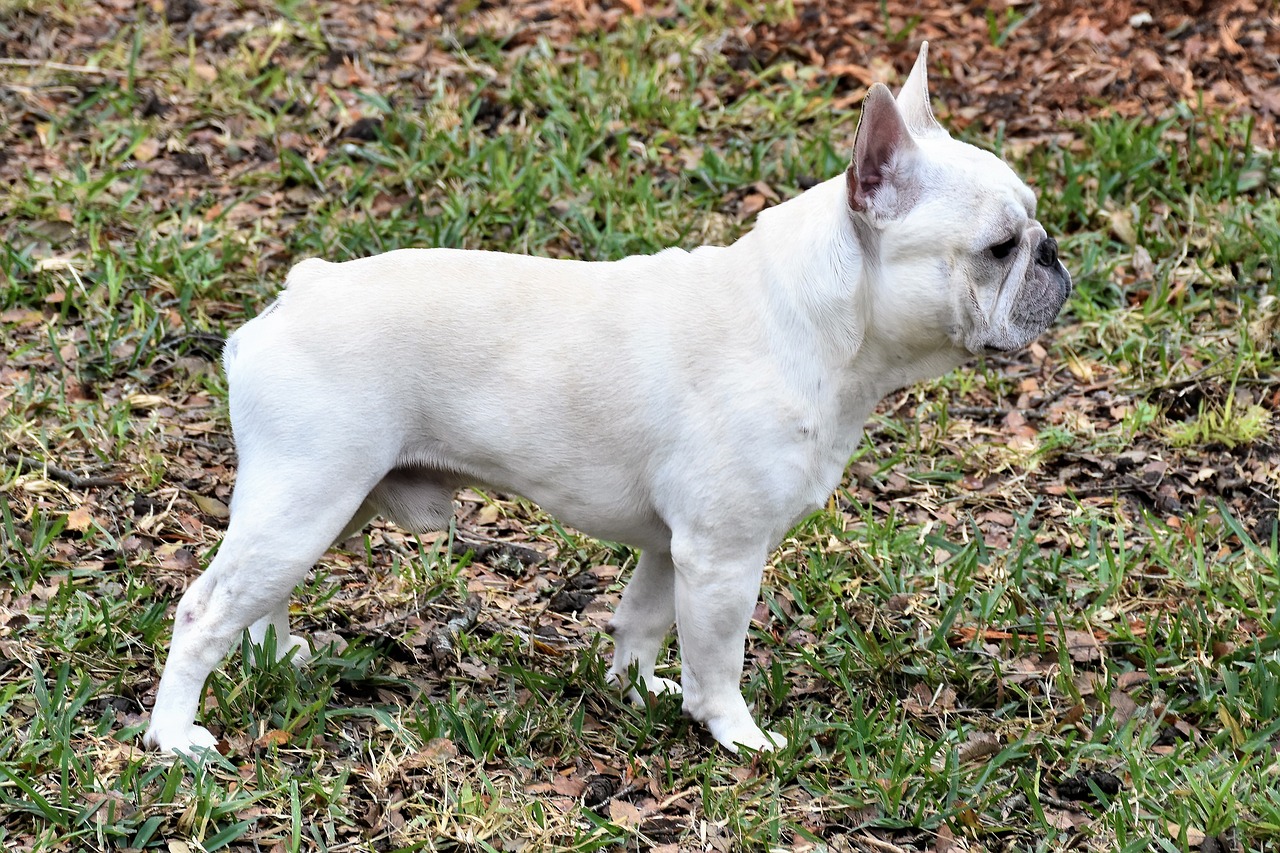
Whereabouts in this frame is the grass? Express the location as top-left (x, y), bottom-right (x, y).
top-left (2, 3), bottom-right (1279, 852)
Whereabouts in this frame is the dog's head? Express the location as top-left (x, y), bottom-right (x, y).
top-left (846, 43), bottom-right (1072, 356)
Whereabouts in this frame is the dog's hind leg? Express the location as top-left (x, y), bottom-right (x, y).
top-left (243, 499), bottom-right (377, 669)
top-left (337, 499), bottom-right (379, 544)
top-left (246, 605), bottom-right (313, 666)
top-left (607, 549), bottom-right (680, 701)
top-left (144, 469), bottom-right (373, 756)
top-left (237, 471), bottom-right (458, 683)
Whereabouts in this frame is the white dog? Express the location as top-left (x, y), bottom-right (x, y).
top-left (145, 43), bottom-right (1070, 756)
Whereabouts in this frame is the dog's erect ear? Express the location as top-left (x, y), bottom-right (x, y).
top-left (847, 83), bottom-right (919, 218)
top-left (896, 41), bottom-right (947, 138)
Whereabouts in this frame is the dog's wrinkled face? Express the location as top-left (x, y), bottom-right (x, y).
top-left (847, 43), bottom-right (1072, 359)
top-left (913, 142), bottom-right (1072, 355)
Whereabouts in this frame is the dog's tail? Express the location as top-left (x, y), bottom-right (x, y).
top-left (225, 253), bottom-right (335, 371)
top-left (223, 257), bottom-right (330, 374)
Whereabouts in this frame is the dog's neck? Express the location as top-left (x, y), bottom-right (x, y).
top-left (748, 177), bottom-right (863, 365)
top-left (742, 176), bottom-right (967, 433)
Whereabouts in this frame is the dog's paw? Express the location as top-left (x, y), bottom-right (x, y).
top-left (625, 676), bottom-right (683, 706)
top-left (252, 632), bottom-right (313, 668)
top-left (608, 670), bottom-right (682, 705)
top-left (644, 676), bottom-right (682, 697)
top-left (143, 722), bottom-right (220, 758)
top-left (708, 720), bottom-right (787, 755)
top-left (279, 634), bottom-right (313, 668)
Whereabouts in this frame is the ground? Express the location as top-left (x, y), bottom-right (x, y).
top-left (1, 1), bottom-right (1279, 851)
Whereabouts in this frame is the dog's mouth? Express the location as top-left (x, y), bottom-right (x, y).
top-left (983, 344), bottom-right (1015, 356)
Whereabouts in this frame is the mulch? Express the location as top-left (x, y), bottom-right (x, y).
top-left (421, 0), bottom-right (1280, 149)
top-left (4, 1), bottom-right (1277, 152)
top-left (745, 0), bottom-right (1280, 147)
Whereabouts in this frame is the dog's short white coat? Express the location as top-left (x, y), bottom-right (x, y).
top-left (144, 43), bottom-right (1070, 756)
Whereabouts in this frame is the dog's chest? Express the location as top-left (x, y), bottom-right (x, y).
top-left (765, 417), bottom-right (869, 539)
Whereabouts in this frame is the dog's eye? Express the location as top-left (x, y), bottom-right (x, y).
top-left (989, 235), bottom-right (1020, 260)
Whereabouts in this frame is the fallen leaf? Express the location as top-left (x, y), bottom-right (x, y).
top-left (608, 799), bottom-right (645, 828)
top-left (1059, 702), bottom-right (1087, 726)
top-left (956, 731), bottom-right (1001, 763)
top-left (0, 308), bottom-right (45, 326)
top-left (192, 494), bottom-right (230, 519)
top-left (1064, 629), bottom-right (1102, 663)
top-left (1116, 671), bottom-right (1150, 690)
top-left (191, 61), bottom-right (217, 82)
top-left (254, 729), bottom-right (290, 749)
top-left (1108, 688), bottom-right (1140, 728)
top-left (1168, 822), bottom-right (1206, 846)
top-left (740, 192), bottom-right (767, 218)
top-left (935, 822), bottom-right (958, 853)
top-left (83, 790), bottom-right (138, 822)
top-left (134, 138), bottom-right (161, 162)
top-left (527, 771), bottom-right (585, 798)
top-left (419, 737), bottom-right (457, 763)
top-left (157, 543), bottom-right (200, 571)
top-left (1046, 808), bottom-right (1092, 830)
top-left (1066, 354), bottom-right (1095, 383)
top-left (66, 505), bottom-right (94, 532)
top-left (127, 393), bottom-right (167, 410)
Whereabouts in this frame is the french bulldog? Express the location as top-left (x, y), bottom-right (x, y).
top-left (144, 42), bottom-right (1071, 757)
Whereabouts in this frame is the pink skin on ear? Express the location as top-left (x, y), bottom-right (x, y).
top-left (847, 84), bottom-right (916, 215)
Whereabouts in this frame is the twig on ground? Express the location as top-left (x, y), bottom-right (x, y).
top-left (927, 382), bottom-right (1077, 423)
top-left (451, 533), bottom-right (546, 569)
top-left (856, 833), bottom-right (908, 853)
top-left (0, 58), bottom-right (128, 79)
top-left (4, 452), bottom-right (122, 489)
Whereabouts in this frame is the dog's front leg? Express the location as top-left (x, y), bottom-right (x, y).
top-left (671, 538), bottom-right (786, 753)
top-left (607, 549), bottom-right (680, 700)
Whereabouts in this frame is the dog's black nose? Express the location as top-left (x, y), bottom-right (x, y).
top-left (1035, 237), bottom-right (1059, 268)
